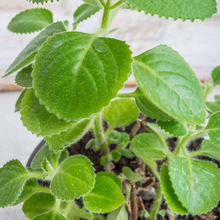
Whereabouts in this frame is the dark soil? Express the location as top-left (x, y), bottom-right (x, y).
top-left (66, 116), bottom-right (220, 220)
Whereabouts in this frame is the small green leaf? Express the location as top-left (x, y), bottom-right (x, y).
top-left (106, 204), bottom-right (128, 220)
top-left (133, 45), bottom-right (206, 125)
top-left (124, 0), bottom-right (217, 21)
top-left (130, 133), bottom-right (166, 160)
top-left (28, 0), bottom-right (61, 4)
top-left (160, 165), bottom-right (188, 215)
top-left (206, 101), bottom-right (220, 113)
top-left (159, 210), bottom-right (166, 217)
top-left (97, 172), bottom-right (122, 188)
top-left (22, 192), bottom-right (56, 219)
top-left (0, 160), bottom-right (29, 208)
top-left (211, 66), bottom-right (220, 86)
top-left (120, 148), bottom-right (135, 159)
top-left (20, 88), bottom-right (75, 137)
top-left (215, 95), bottom-right (220, 101)
top-left (169, 157), bottom-right (220, 215)
top-left (134, 88), bottom-right (172, 120)
top-left (103, 98), bottom-right (139, 127)
top-left (4, 21), bottom-right (66, 76)
top-left (83, 0), bottom-right (102, 7)
top-left (108, 131), bottom-right (130, 145)
top-left (74, 3), bottom-right (101, 27)
top-left (32, 212), bottom-right (67, 220)
top-left (84, 176), bottom-right (125, 213)
top-left (32, 32), bottom-right (132, 121)
top-left (206, 112), bottom-right (220, 146)
top-left (8, 8), bottom-right (53, 34)
top-left (51, 155), bottom-right (95, 200)
top-left (15, 88), bottom-right (30, 112)
top-left (122, 166), bottom-right (142, 183)
top-left (157, 120), bottom-right (187, 136)
top-left (191, 139), bottom-right (220, 160)
top-left (13, 179), bottom-right (50, 205)
top-left (112, 150), bottom-right (121, 162)
top-left (15, 65), bottom-right (33, 88)
top-left (101, 156), bottom-right (109, 166)
top-left (45, 118), bottom-right (92, 152)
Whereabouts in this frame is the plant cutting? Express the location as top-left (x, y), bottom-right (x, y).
top-left (1, 0), bottom-right (220, 219)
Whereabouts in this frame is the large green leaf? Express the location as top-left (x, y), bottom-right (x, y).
top-left (106, 204), bottom-right (128, 220)
top-left (4, 21), bottom-right (66, 76)
top-left (134, 88), bottom-right (172, 121)
top-left (32, 32), bottom-right (132, 121)
top-left (45, 118), bottom-right (92, 152)
top-left (206, 112), bottom-right (220, 146)
top-left (96, 172), bottom-right (122, 188)
top-left (124, 0), bottom-right (217, 21)
top-left (8, 8), bottom-right (53, 34)
top-left (169, 157), bottom-right (220, 215)
top-left (211, 66), bottom-right (220, 86)
top-left (160, 165), bottom-right (188, 215)
top-left (0, 160), bottom-right (29, 208)
top-left (133, 45), bottom-right (206, 125)
top-left (32, 212), bottom-right (67, 220)
top-left (15, 88), bottom-right (30, 112)
top-left (206, 101), bottom-right (220, 113)
top-left (84, 176), bottom-right (125, 213)
top-left (102, 98), bottom-right (139, 127)
top-left (51, 155), bottom-right (95, 200)
top-left (73, 3), bottom-right (101, 28)
top-left (15, 65), bottom-right (33, 88)
top-left (130, 133), bottom-right (166, 160)
top-left (20, 88), bottom-right (75, 137)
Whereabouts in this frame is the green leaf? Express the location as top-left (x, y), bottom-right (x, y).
top-left (130, 133), bottom-right (166, 160)
top-left (160, 165), bottom-right (188, 215)
top-left (22, 192), bottom-right (56, 219)
top-left (215, 95), bottom-right (220, 101)
top-left (159, 210), bottom-right (166, 217)
top-left (191, 139), bottom-right (220, 160)
top-left (120, 148), bottom-right (135, 159)
top-left (31, 144), bottom-right (68, 169)
top-left (15, 65), bottom-right (33, 88)
top-left (157, 120), bottom-right (187, 136)
top-left (106, 204), bottom-right (128, 220)
top-left (74, 3), bottom-right (101, 27)
top-left (32, 32), bottom-right (132, 122)
top-left (112, 150), bottom-right (121, 162)
top-left (13, 179), bottom-right (50, 205)
top-left (169, 157), bottom-right (220, 215)
top-left (101, 156), bottom-right (109, 166)
top-left (45, 118), bottom-right (92, 152)
top-left (108, 131), bottom-right (130, 145)
top-left (124, 0), bottom-right (217, 21)
top-left (4, 21), bottom-right (66, 76)
top-left (84, 176), bottom-right (125, 213)
top-left (8, 8), bottom-right (53, 34)
top-left (206, 112), bottom-right (220, 146)
top-left (28, 0), bottom-right (61, 4)
top-left (134, 88), bottom-right (172, 120)
top-left (15, 88), bottom-right (30, 112)
top-left (133, 45), bottom-right (206, 125)
top-left (211, 66), bottom-right (220, 86)
top-left (0, 160), bottom-right (29, 208)
top-left (206, 101), bottom-right (220, 113)
top-left (97, 172), bottom-right (122, 188)
top-left (103, 98), bottom-right (139, 127)
top-left (32, 212), bottom-right (67, 220)
top-left (83, 0), bottom-right (102, 7)
top-left (20, 88), bottom-right (75, 137)
top-left (122, 166), bottom-right (142, 183)
top-left (51, 155), bottom-right (95, 200)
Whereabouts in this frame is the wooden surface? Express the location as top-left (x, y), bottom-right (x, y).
top-left (0, 0), bottom-right (220, 90)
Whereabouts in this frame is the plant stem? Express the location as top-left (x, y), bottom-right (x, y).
top-left (111, 0), bottom-right (124, 9)
top-left (99, 0), bottom-right (106, 7)
top-left (101, 0), bottom-right (112, 29)
top-left (148, 185), bottom-right (162, 220)
top-left (28, 172), bottom-right (42, 179)
top-left (103, 124), bottom-right (115, 140)
top-left (93, 113), bottom-right (110, 155)
top-left (118, 92), bottom-right (136, 98)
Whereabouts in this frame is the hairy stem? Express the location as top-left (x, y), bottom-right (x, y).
top-left (103, 124), bottom-right (115, 140)
top-left (111, 0), bottom-right (124, 9)
top-left (101, 0), bottom-right (112, 29)
top-left (99, 0), bottom-right (106, 7)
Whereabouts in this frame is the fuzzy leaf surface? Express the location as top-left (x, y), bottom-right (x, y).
top-left (84, 176), bottom-right (125, 213)
top-left (28, 0), bottom-right (61, 4)
top-left (45, 118), bottom-right (92, 152)
top-left (211, 66), bottom-right (220, 86)
top-left (8, 8), bottom-right (53, 34)
top-left (103, 98), bottom-right (139, 127)
top-left (15, 65), bottom-right (33, 88)
top-left (206, 112), bottom-right (220, 146)
top-left (83, 0), bottom-right (102, 6)
top-left (0, 160), bottom-right (29, 208)
top-left (20, 88), bottom-right (75, 136)
top-left (51, 155), bottom-right (95, 200)
top-left (124, 0), bottom-right (217, 21)
top-left (157, 120), bottom-right (187, 136)
top-left (130, 133), bottom-right (166, 160)
top-left (169, 157), bottom-right (220, 215)
top-left (15, 88), bottom-right (30, 112)
top-left (122, 166), bottom-right (142, 183)
top-left (133, 45), bottom-right (206, 125)
top-left (32, 32), bottom-right (132, 121)
top-left (97, 172), bottom-right (122, 188)
top-left (160, 165), bottom-right (188, 215)
top-left (4, 21), bottom-right (66, 76)
top-left (33, 212), bottom-right (67, 220)
top-left (106, 204), bottom-right (128, 220)
top-left (74, 3), bottom-right (101, 27)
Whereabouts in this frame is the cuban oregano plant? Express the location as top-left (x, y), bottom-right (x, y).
top-left (1, 0), bottom-right (219, 219)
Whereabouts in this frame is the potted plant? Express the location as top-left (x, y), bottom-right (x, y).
top-left (1, 0), bottom-right (220, 219)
